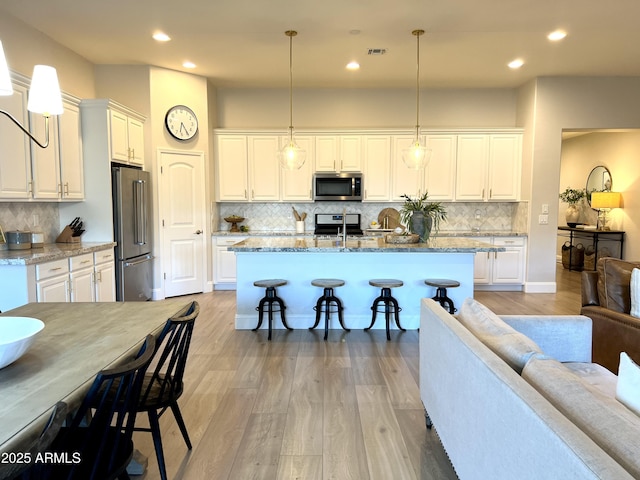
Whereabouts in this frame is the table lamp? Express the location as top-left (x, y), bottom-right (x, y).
top-left (591, 191), bottom-right (622, 231)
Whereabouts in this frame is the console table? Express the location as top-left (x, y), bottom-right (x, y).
top-left (557, 226), bottom-right (625, 271)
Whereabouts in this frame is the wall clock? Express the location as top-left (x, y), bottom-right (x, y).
top-left (165, 105), bottom-right (198, 140)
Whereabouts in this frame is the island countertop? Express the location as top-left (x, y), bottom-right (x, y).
top-left (228, 236), bottom-right (504, 253)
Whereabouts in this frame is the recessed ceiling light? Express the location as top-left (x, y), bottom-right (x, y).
top-left (152, 32), bottom-right (171, 42)
top-left (183, 61), bottom-right (196, 69)
top-left (346, 61), bottom-right (360, 70)
top-left (508, 58), bottom-right (524, 69)
top-left (547, 30), bottom-right (567, 42)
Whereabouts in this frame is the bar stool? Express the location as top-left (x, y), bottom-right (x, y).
top-left (366, 279), bottom-right (405, 341)
top-left (424, 278), bottom-right (460, 314)
top-left (309, 279), bottom-right (349, 340)
top-left (253, 279), bottom-right (292, 340)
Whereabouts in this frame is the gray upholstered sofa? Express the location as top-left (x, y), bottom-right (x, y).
top-left (420, 297), bottom-right (640, 480)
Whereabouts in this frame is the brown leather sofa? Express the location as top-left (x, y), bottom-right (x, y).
top-left (581, 257), bottom-right (640, 373)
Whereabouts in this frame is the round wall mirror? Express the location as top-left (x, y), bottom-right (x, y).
top-left (586, 165), bottom-right (612, 205)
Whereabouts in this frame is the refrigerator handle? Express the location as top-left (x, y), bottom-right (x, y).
top-left (141, 179), bottom-right (147, 246)
top-left (133, 180), bottom-right (145, 245)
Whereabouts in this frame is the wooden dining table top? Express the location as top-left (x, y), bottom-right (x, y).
top-left (0, 300), bottom-right (190, 454)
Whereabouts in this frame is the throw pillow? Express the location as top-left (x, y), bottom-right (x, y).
top-left (616, 352), bottom-right (640, 417)
top-left (631, 268), bottom-right (640, 318)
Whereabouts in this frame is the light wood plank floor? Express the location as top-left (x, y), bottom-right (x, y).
top-left (132, 265), bottom-right (582, 480)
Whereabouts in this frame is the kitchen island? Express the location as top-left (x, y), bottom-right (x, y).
top-left (229, 236), bottom-right (503, 331)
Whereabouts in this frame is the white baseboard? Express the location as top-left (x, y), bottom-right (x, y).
top-left (523, 282), bottom-right (556, 293)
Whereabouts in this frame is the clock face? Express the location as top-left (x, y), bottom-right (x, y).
top-left (165, 105), bottom-right (198, 140)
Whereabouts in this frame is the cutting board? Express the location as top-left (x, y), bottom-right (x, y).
top-left (377, 208), bottom-right (402, 230)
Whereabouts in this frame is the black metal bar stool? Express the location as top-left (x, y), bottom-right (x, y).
top-left (253, 279), bottom-right (292, 340)
top-left (366, 279), bottom-right (405, 341)
top-left (309, 279), bottom-right (349, 340)
top-left (424, 278), bottom-right (460, 314)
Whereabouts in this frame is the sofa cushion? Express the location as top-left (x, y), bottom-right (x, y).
top-left (597, 258), bottom-right (640, 314)
top-left (617, 352), bottom-right (640, 417)
top-left (523, 355), bottom-right (640, 478)
top-left (457, 298), bottom-right (543, 373)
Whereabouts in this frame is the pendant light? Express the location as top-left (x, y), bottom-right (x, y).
top-left (278, 30), bottom-right (306, 170)
top-left (402, 29), bottom-right (431, 170)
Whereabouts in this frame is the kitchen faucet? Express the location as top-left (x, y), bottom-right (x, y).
top-left (342, 208), bottom-right (347, 243)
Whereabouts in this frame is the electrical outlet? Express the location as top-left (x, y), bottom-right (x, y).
top-left (539, 214), bottom-right (549, 225)
top-left (541, 204), bottom-right (549, 214)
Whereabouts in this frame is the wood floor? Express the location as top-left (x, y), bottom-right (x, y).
top-left (131, 265), bottom-right (582, 480)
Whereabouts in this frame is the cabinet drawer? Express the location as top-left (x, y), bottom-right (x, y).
top-left (493, 237), bottom-right (525, 247)
top-left (36, 259), bottom-right (70, 280)
top-left (70, 253), bottom-right (94, 271)
top-left (94, 249), bottom-right (115, 265)
top-left (215, 237), bottom-right (247, 246)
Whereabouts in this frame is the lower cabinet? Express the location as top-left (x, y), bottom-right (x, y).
top-left (473, 236), bottom-right (526, 288)
top-left (213, 236), bottom-right (248, 289)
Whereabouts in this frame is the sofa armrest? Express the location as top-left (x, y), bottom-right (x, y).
top-left (581, 271), bottom-right (599, 307)
top-left (499, 315), bottom-right (592, 362)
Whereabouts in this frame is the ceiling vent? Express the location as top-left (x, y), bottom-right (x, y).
top-left (367, 48), bottom-right (387, 55)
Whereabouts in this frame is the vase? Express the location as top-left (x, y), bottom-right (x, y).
top-left (411, 212), bottom-right (433, 241)
top-left (565, 204), bottom-right (580, 226)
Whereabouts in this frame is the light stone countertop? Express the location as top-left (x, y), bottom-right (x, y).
top-left (0, 242), bottom-right (117, 266)
top-left (213, 230), bottom-right (526, 238)
top-left (228, 236), bottom-right (505, 253)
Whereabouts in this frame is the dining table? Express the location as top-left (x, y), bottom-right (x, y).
top-left (0, 300), bottom-right (191, 457)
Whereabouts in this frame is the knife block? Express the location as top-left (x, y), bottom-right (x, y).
top-left (56, 226), bottom-right (82, 244)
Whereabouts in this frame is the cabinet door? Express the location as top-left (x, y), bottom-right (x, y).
top-left (487, 134), bottom-right (521, 201)
top-left (37, 276), bottom-right (69, 302)
top-left (249, 136), bottom-right (280, 201)
top-left (339, 135), bottom-right (362, 172)
top-left (127, 117), bottom-right (145, 166)
top-left (58, 101), bottom-right (84, 200)
top-left (281, 135), bottom-right (314, 201)
top-left (424, 135), bottom-right (456, 201)
top-left (31, 111), bottom-right (61, 199)
top-left (94, 262), bottom-right (116, 302)
top-left (70, 268), bottom-right (95, 302)
top-left (314, 136), bottom-right (338, 172)
top-left (471, 237), bottom-right (492, 284)
top-left (391, 135), bottom-right (423, 201)
top-left (363, 135), bottom-right (391, 201)
top-left (216, 135), bottom-right (248, 201)
top-left (0, 84), bottom-right (32, 199)
top-left (109, 110), bottom-right (130, 162)
top-left (215, 246), bottom-right (238, 283)
top-left (492, 248), bottom-right (525, 284)
top-left (455, 135), bottom-right (488, 201)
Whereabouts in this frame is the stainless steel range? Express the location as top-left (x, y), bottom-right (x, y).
top-left (314, 213), bottom-right (363, 236)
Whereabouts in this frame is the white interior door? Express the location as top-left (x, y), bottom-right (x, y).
top-left (159, 150), bottom-right (206, 297)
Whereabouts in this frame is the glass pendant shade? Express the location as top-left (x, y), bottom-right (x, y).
top-left (278, 136), bottom-right (307, 170)
top-left (0, 41), bottom-right (13, 96)
top-left (402, 137), bottom-right (432, 170)
top-left (27, 65), bottom-right (63, 116)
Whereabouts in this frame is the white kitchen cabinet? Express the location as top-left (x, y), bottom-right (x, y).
top-left (455, 134), bottom-right (521, 201)
top-left (472, 236), bottom-right (526, 288)
top-left (281, 135), bottom-right (314, 201)
top-left (391, 134), bottom-right (456, 201)
top-left (32, 96), bottom-right (84, 200)
top-left (36, 258), bottom-right (70, 302)
top-left (215, 134), bottom-right (249, 201)
top-left (213, 236), bottom-right (247, 289)
top-left (249, 136), bottom-right (280, 201)
top-left (363, 135), bottom-right (391, 201)
top-left (110, 109), bottom-right (145, 166)
top-left (69, 253), bottom-right (95, 302)
top-left (0, 81), bottom-right (32, 199)
top-left (314, 135), bottom-right (362, 173)
top-left (93, 249), bottom-right (116, 301)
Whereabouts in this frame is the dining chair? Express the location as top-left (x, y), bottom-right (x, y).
top-left (37, 334), bottom-right (156, 480)
top-left (135, 300), bottom-right (200, 480)
top-left (0, 401), bottom-right (67, 480)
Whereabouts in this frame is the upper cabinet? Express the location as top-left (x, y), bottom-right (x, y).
top-left (248, 135), bottom-right (280, 201)
top-left (215, 134), bottom-right (249, 201)
top-left (281, 135), bottom-right (314, 202)
top-left (314, 135), bottom-right (362, 173)
top-left (363, 135), bottom-right (391, 201)
top-left (109, 109), bottom-right (145, 166)
top-left (455, 134), bottom-right (521, 201)
top-left (0, 82), bottom-right (32, 199)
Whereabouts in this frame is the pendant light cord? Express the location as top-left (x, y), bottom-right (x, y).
top-left (412, 29), bottom-right (424, 139)
top-left (285, 30), bottom-right (297, 141)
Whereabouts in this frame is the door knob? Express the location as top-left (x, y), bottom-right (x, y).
top-left (195, 230), bottom-right (202, 235)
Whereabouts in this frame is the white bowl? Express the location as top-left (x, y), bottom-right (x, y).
top-left (369, 224), bottom-right (381, 229)
top-left (0, 317), bottom-right (45, 369)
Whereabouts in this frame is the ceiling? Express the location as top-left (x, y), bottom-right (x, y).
top-left (2, 0), bottom-right (640, 89)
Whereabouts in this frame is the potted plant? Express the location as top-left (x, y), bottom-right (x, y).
top-left (559, 187), bottom-right (586, 226)
top-left (400, 192), bottom-right (447, 241)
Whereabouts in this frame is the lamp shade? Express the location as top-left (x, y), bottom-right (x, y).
top-left (591, 191), bottom-right (622, 209)
top-left (0, 40), bottom-right (13, 96)
top-left (27, 65), bottom-right (63, 116)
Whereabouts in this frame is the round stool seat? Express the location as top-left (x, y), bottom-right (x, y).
top-left (254, 279), bottom-right (288, 288)
top-left (311, 278), bottom-right (345, 288)
top-left (369, 279), bottom-right (403, 289)
top-left (424, 279), bottom-right (460, 288)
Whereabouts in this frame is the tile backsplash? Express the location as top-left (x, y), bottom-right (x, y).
top-left (0, 203), bottom-right (60, 244)
top-left (218, 201), bottom-right (529, 233)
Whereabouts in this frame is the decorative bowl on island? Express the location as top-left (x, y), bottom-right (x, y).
top-left (0, 317), bottom-right (45, 369)
top-left (385, 233), bottom-right (419, 244)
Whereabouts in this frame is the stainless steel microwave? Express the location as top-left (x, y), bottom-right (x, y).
top-left (313, 173), bottom-right (363, 201)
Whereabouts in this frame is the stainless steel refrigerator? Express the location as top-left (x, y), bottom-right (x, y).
top-left (112, 165), bottom-right (153, 301)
